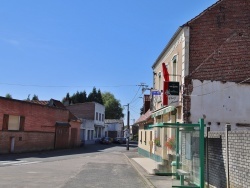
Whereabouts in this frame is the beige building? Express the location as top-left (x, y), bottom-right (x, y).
top-left (137, 27), bottom-right (189, 174)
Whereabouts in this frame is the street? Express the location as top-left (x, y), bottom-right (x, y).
top-left (0, 142), bottom-right (149, 188)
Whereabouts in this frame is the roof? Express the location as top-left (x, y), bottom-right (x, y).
top-left (30, 100), bottom-right (49, 105)
top-left (104, 119), bottom-right (124, 124)
top-left (135, 109), bottom-right (152, 124)
top-left (30, 99), bottom-right (78, 121)
top-left (30, 99), bottom-right (66, 108)
top-left (55, 122), bottom-right (71, 127)
top-left (49, 99), bottom-right (66, 108)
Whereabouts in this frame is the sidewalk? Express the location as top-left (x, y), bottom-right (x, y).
top-left (123, 148), bottom-right (174, 188)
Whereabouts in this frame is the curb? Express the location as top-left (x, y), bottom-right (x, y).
top-left (123, 153), bottom-right (155, 188)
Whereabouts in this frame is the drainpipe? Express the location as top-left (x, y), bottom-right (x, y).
top-left (225, 124), bottom-right (231, 188)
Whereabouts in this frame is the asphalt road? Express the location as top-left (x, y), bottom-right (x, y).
top-left (0, 142), bottom-right (149, 188)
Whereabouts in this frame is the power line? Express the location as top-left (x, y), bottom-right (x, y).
top-left (129, 85), bottom-right (141, 104)
top-left (0, 82), bottom-right (137, 88)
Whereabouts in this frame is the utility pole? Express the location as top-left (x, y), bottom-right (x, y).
top-left (137, 83), bottom-right (150, 93)
top-left (124, 103), bottom-right (130, 150)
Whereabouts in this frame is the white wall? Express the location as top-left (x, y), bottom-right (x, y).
top-left (94, 103), bottom-right (105, 126)
top-left (190, 80), bottom-right (250, 131)
top-left (81, 119), bottom-right (94, 129)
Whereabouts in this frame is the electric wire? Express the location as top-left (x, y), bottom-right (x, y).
top-left (0, 82), bottom-right (138, 88)
top-left (129, 85), bottom-right (142, 104)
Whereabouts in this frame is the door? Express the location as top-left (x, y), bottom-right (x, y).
top-left (149, 131), bottom-right (153, 155)
top-left (10, 137), bottom-right (15, 153)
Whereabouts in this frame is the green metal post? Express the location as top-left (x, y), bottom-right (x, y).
top-left (176, 126), bottom-right (180, 178)
top-left (199, 118), bottom-right (205, 188)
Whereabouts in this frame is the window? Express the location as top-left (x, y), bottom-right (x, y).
top-left (2, 114), bottom-right (25, 131)
top-left (102, 114), bottom-right (104, 121)
top-left (172, 55), bottom-right (177, 81)
top-left (87, 130), bottom-right (91, 140)
top-left (96, 112), bottom-right (98, 120)
top-left (158, 71), bottom-right (162, 90)
top-left (91, 130), bottom-right (94, 140)
top-left (155, 128), bottom-right (161, 147)
top-left (95, 127), bottom-right (98, 137)
top-left (8, 115), bottom-right (20, 130)
top-left (140, 131), bottom-right (142, 143)
top-left (144, 131), bottom-right (147, 145)
top-left (177, 107), bottom-right (182, 120)
top-left (99, 113), bottom-right (101, 121)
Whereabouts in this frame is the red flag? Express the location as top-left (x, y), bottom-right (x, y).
top-left (162, 63), bottom-right (169, 106)
top-left (162, 63), bottom-right (169, 82)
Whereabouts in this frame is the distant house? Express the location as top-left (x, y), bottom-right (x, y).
top-left (0, 97), bottom-right (81, 154)
top-left (104, 119), bottom-right (124, 138)
top-left (66, 102), bottom-right (105, 144)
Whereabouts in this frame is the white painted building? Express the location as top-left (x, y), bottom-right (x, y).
top-left (190, 80), bottom-right (250, 131)
top-left (67, 102), bottom-right (105, 144)
top-left (104, 119), bottom-right (124, 138)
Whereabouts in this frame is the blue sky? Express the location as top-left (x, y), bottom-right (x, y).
top-left (0, 0), bottom-right (217, 123)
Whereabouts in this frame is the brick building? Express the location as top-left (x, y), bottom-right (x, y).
top-left (0, 97), bottom-right (81, 154)
top-left (138, 0), bottom-right (250, 187)
top-left (66, 102), bottom-right (105, 144)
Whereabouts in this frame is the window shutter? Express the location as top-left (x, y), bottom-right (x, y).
top-left (20, 116), bottom-right (25, 131)
top-left (2, 114), bottom-right (9, 131)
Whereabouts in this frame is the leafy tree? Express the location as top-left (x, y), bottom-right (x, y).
top-left (102, 92), bottom-right (124, 119)
top-left (5, 93), bottom-right (12, 99)
top-left (32, 94), bottom-right (39, 100)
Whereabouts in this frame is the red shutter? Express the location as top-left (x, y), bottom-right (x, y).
top-left (2, 114), bottom-right (9, 131)
top-left (20, 116), bottom-right (25, 131)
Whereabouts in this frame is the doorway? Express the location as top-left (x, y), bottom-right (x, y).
top-left (10, 137), bottom-right (15, 153)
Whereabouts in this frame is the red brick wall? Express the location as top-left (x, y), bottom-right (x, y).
top-left (67, 103), bottom-right (95, 119)
top-left (183, 0), bottom-right (250, 122)
top-left (0, 97), bottom-right (70, 153)
top-left (0, 97), bottom-right (69, 132)
top-left (188, 0), bottom-right (250, 83)
top-left (0, 131), bottom-right (54, 153)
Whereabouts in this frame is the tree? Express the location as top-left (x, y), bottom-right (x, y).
top-left (32, 94), bottom-right (39, 100)
top-left (87, 87), bottom-right (103, 104)
top-left (87, 87), bottom-right (98, 102)
top-left (62, 92), bottom-right (71, 105)
top-left (5, 93), bottom-right (12, 99)
top-left (26, 94), bottom-right (31, 101)
top-left (97, 89), bottom-right (103, 104)
top-left (62, 91), bottom-right (88, 105)
top-left (102, 92), bottom-right (124, 119)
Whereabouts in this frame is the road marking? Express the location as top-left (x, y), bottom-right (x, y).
top-left (0, 160), bottom-right (41, 166)
top-left (13, 161), bottom-right (41, 166)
